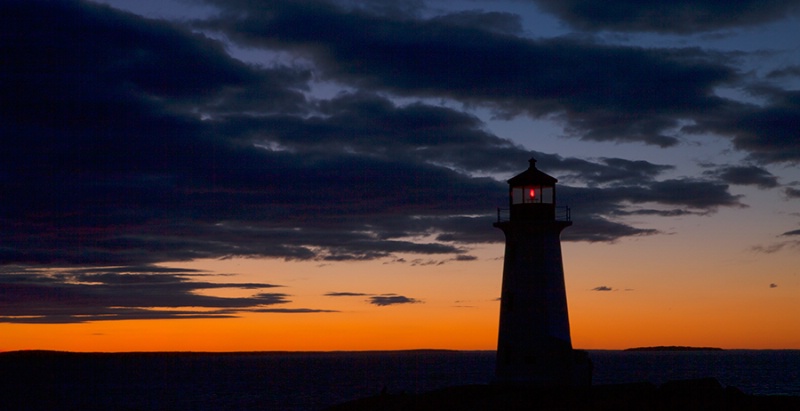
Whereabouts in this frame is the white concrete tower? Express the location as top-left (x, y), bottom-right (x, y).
top-left (494, 158), bottom-right (589, 385)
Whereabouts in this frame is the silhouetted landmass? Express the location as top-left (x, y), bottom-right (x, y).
top-left (625, 346), bottom-right (724, 351)
top-left (4, 350), bottom-right (799, 411)
top-left (326, 379), bottom-right (800, 411)
top-left (0, 350), bottom-right (490, 411)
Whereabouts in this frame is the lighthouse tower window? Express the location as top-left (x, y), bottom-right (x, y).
top-left (541, 186), bottom-right (553, 203)
top-left (512, 185), bottom-right (554, 204)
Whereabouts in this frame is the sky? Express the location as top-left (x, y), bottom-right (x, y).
top-left (2, 0), bottom-right (799, 352)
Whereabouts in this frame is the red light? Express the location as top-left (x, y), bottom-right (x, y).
top-left (529, 188), bottom-right (535, 198)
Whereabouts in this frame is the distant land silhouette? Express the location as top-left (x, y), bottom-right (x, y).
top-left (625, 346), bottom-right (724, 351)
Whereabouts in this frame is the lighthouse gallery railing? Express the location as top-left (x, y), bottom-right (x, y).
top-left (496, 206), bottom-right (571, 223)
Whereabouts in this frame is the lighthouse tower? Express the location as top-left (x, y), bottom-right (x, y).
top-left (494, 158), bottom-right (590, 385)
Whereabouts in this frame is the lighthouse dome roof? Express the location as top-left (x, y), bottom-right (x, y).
top-left (507, 158), bottom-right (558, 186)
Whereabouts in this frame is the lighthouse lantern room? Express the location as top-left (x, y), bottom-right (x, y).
top-left (507, 158), bottom-right (557, 221)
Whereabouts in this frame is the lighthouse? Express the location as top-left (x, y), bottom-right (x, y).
top-left (494, 158), bottom-right (590, 386)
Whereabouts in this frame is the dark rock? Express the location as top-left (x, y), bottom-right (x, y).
top-left (324, 379), bottom-right (800, 411)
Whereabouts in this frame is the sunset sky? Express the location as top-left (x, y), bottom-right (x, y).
top-left (2, 0), bottom-right (799, 352)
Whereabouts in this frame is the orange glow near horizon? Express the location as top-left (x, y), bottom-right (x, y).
top-left (3, 226), bottom-right (799, 353)
top-left (0, 305), bottom-right (499, 352)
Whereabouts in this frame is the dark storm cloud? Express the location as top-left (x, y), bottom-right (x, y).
top-left (0, 1), bottom-right (495, 265)
top-left (614, 179), bottom-right (743, 209)
top-left (556, 176), bottom-right (745, 241)
top-left (0, 0), bottom-right (753, 272)
top-left (563, 216), bottom-right (659, 242)
top-left (198, 0), bottom-right (736, 148)
top-left (558, 177), bottom-right (744, 241)
top-left (532, 154), bottom-right (674, 186)
top-left (767, 65), bottom-right (800, 80)
top-left (689, 88), bottom-right (800, 164)
top-left (531, 0), bottom-right (800, 33)
top-left (0, 266), bottom-right (319, 324)
top-left (369, 294), bottom-right (421, 306)
top-left (1, 0), bottom-right (306, 264)
top-left (430, 10), bottom-right (524, 34)
top-left (218, 91), bottom-right (529, 174)
top-left (704, 165), bottom-right (779, 188)
top-left (198, 0), bottom-right (800, 163)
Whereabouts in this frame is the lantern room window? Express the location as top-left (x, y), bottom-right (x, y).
top-left (512, 185), bottom-right (554, 204)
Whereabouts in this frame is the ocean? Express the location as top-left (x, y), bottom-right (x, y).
top-left (1, 350), bottom-right (798, 411)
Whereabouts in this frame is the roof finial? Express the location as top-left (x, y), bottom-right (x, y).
top-left (528, 157), bottom-right (537, 169)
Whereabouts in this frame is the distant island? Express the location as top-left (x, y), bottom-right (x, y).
top-left (624, 346), bottom-right (723, 352)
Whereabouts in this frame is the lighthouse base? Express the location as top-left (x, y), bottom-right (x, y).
top-left (495, 346), bottom-right (592, 387)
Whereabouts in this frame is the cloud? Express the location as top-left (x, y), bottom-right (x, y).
top-left (563, 216), bottom-right (659, 243)
top-left (693, 89), bottom-right (800, 164)
top-left (0, 1), bottom-right (757, 269)
top-left (770, 283), bottom-right (779, 288)
top-left (785, 187), bottom-right (800, 199)
top-left (197, 1), bottom-right (739, 147)
top-left (325, 291), bottom-right (424, 307)
top-left (704, 165), bottom-right (780, 189)
top-left (767, 65), bottom-right (800, 79)
top-left (0, 266), bottom-right (335, 324)
top-left (0, 1), bottom-right (502, 265)
top-left (591, 286), bottom-right (613, 291)
top-left (510, 153), bottom-right (674, 187)
top-left (431, 10), bottom-right (524, 34)
top-left (531, 0), bottom-right (800, 33)
top-left (369, 294), bottom-right (422, 306)
top-left (324, 292), bottom-right (372, 297)
top-left (752, 228), bottom-right (800, 257)
top-left (197, 0), bottom-right (800, 165)
top-left (751, 236), bottom-right (800, 253)
top-left (625, 179), bottom-right (744, 209)
top-left (558, 179), bottom-right (745, 242)
top-left (250, 308), bottom-right (338, 313)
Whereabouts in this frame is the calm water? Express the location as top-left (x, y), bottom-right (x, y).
top-left (1, 350), bottom-right (798, 411)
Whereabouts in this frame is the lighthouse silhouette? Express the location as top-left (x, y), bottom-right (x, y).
top-left (494, 158), bottom-right (591, 386)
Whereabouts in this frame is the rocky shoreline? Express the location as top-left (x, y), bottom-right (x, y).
top-left (325, 378), bottom-right (800, 411)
